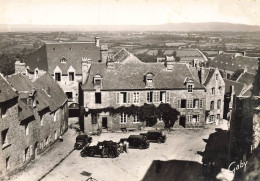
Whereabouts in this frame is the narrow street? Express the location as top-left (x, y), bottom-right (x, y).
top-left (8, 120), bottom-right (228, 181)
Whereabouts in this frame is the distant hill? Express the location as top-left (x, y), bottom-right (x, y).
top-left (1, 22), bottom-right (260, 32)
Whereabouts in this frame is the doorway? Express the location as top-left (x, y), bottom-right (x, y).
top-left (179, 116), bottom-right (186, 128)
top-left (102, 117), bottom-right (108, 129)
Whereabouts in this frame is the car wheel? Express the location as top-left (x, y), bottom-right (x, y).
top-left (80, 151), bottom-right (87, 157)
top-left (138, 144), bottom-right (143, 149)
top-left (157, 138), bottom-right (163, 143)
top-left (88, 149), bottom-right (95, 157)
top-left (108, 150), bottom-right (116, 158)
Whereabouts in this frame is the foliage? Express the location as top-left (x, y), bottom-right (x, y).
top-left (87, 103), bottom-right (180, 128)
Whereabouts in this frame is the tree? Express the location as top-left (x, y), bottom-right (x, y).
top-left (138, 103), bottom-right (158, 127)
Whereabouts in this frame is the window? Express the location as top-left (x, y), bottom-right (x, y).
top-left (197, 115), bottom-right (200, 122)
top-left (188, 84), bottom-right (193, 93)
top-left (116, 92), bottom-right (128, 104)
top-left (54, 111), bottom-right (57, 122)
top-left (6, 157), bottom-right (10, 170)
top-left (181, 99), bottom-right (186, 108)
top-left (133, 92), bottom-right (140, 104)
top-left (187, 115), bottom-right (192, 122)
top-left (217, 114), bottom-right (220, 120)
top-left (158, 117), bottom-right (163, 122)
top-left (24, 147), bottom-right (29, 162)
top-left (95, 92), bottom-right (102, 104)
top-left (199, 99), bottom-right (203, 109)
top-left (69, 72), bottom-right (74, 81)
top-left (55, 72), bottom-right (61, 81)
top-left (216, 74), bottom-right (218, 80)
top-left (133, 115), bottom-right (139, 123)
top-left (217, 100), bottom-right (221, 109)
top-left (147, 92), bottom-right (153, 103)
top-left (187, 99), bottom-right (193, 109)
top-left (153, 91), bottom-right (160, 103)
top-left (25, 124), bottom-right (29, 135)
top-left (40, 115), bottom-right (43, 126)
top-left (53, 47), bottom-right (55, 51)
top-left (1, 105), bottom-right (7, 118)
top-left (210, 101), bottom-right (214, 110)
top-left (209, 115), bottom-right (215, 123)
top-left (27, 98), bottom-right (33, 107)
top-left (166, 91), bottom-right (170, 103)
top-left (1, 129), bottom-right (8, 146)
top-left (95, 79), bottom-right (101, 86)
top-left (193, 99), bottom-right (199, 109)
top-left (219, 86), bottom-right (222, 94)
top-left (120, 113), bottom-right (127, 124)
top-left (212, 88), bottom-right (215, 95)
top-left (66, 92), bottom-right (73, 101)
top-left (94, 75), bottom-right (102, 88)
top-left (145, 73), bottom-right (154, 87)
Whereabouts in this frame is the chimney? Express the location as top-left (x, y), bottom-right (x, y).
top-left (15, 58), bottom-right (27, 75)
top-left (106, 59), bottom-right (115, 70)
top-left (100, 44), bottom-right (109, 62)
top-left (43, 86), bottom-right (51, 96)
top-left (95, 37), bottom-right (100, 47)
top-left (166, 56), bottom-right (174, 71)
top-left (199, 67), bottom-right (206, 84)
top-left (82, 57), bottom-right (91, 85)
top-left (229, 85), bottom-right (235, 109)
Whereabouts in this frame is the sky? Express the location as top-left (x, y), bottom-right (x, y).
top-left (1, 0), bottom-right (260, 26)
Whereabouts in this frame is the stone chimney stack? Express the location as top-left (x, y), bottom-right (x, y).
top-left (95, 37), bottom-right (100, 47)
top-left (166, 56), bottom-right (174, 71)
top-left (15, 58), bottom-right (27, 75)
top-left (82, 57), bottom-right (91, 85)
top-left (100, 45), bottom-right (109, 63)
top-left (106, 57), bottom-right (115, 70)
top-left (229, 85), bottom-right (235, 109)
top-left (199, 67), bottom-right (206, 84)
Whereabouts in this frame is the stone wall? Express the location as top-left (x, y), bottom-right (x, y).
top-left (83, 89), bottom-right (206, 133)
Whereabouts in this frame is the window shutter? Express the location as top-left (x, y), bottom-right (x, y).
top-left (199, 99), bottom-right (203, 109)
top-left (177, 100), bottom-right (180, 108)
top-left (166, 91), bottom-right (170, 103)
top-left (153, 92), bottom-right (157, 103)
top-left (116, 92), bottom-right (120, 104)
top-left (127, 92), bottom-right (131, 104)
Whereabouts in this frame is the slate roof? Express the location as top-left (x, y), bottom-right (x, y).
top-left (236, 72), bottom-right (255, 86)
top-left (24, 42), bottom-right (101, 75)
top-left (7, 74), bottom-right (49, 112)
top-left (163, 50), bottom-right (174, 55)
top-left (18, 99), bottom-right (34, 121)
top-left (82, 63), bottom-right (204, 91)
top-left (176, 49), bottom-right (202, 57)
top-left (203, 69), bottom-right (215, 86)
top-left (114, 49), bottom-right (144, 64)
top-left (0, 74), bottom-right (18, 103)
top-left (34, 73), bottom-right (67, 112)
top-left (224, 79), bottom-right (245, 96)
top-left (209, 53), bottom-right (258, 74)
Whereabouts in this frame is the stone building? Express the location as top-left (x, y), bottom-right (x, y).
top-left (0, 72), bottom-right (68, 178)
top-left (81, 50), bottom-right (214, 134)
top-left (0, 73), bottom-right (19, 177)
top-left (229, 59), bottom-right (260, 163)
top-left (22, 37), bottom-right (108, 108)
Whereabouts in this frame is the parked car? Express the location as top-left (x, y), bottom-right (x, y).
top-left (140, 130), bottom-right (166, 143)
top-left (80, 140), bottom-right (120, 158)
top-left (120, 135), bottom-right (149, 149)
top-left (74, 134), bottom-right (92, 150)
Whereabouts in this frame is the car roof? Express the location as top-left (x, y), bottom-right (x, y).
top-left (148, 130), bottom-right (162, 133)
top-left (76, 134), bottom-right (87, 139)
top-left (129, 135), bottom-right (145, 139)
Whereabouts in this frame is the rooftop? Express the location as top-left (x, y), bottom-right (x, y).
top-left (0, 74), bottom-right (18, 103)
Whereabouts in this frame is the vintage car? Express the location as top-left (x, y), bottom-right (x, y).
top-left (74, 134), bottom-right (93, 150)
top-left (140, 130), bottom-right (166, 143)
top-left (120, 135), bottom-right (150, 149)
top-left (80, 140), bottom-right (120, 158)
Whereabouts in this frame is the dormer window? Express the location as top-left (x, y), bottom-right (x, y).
top-left (69, 47), bottom-right (72, 51)
top-left (216, 74), bottom-right (218, 80)
top-left (187, 85), bottom-right (193, 93)
top-left (93, 74), bottom-right (102, 88)
top-left (212, 88), bottom-right (215, 95)
top-left (184, 78), bottom-right (194, 93)
top-left (27, 98), bottom-right (33, 107)
top-left (145, 73), bottom-right (154, 87)
top-left (69, 72), bottom-right (74, 81)
top-left (60, 57), bottom-right (67, 63)
top-left (53, 48), bottom-right (55, 51)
